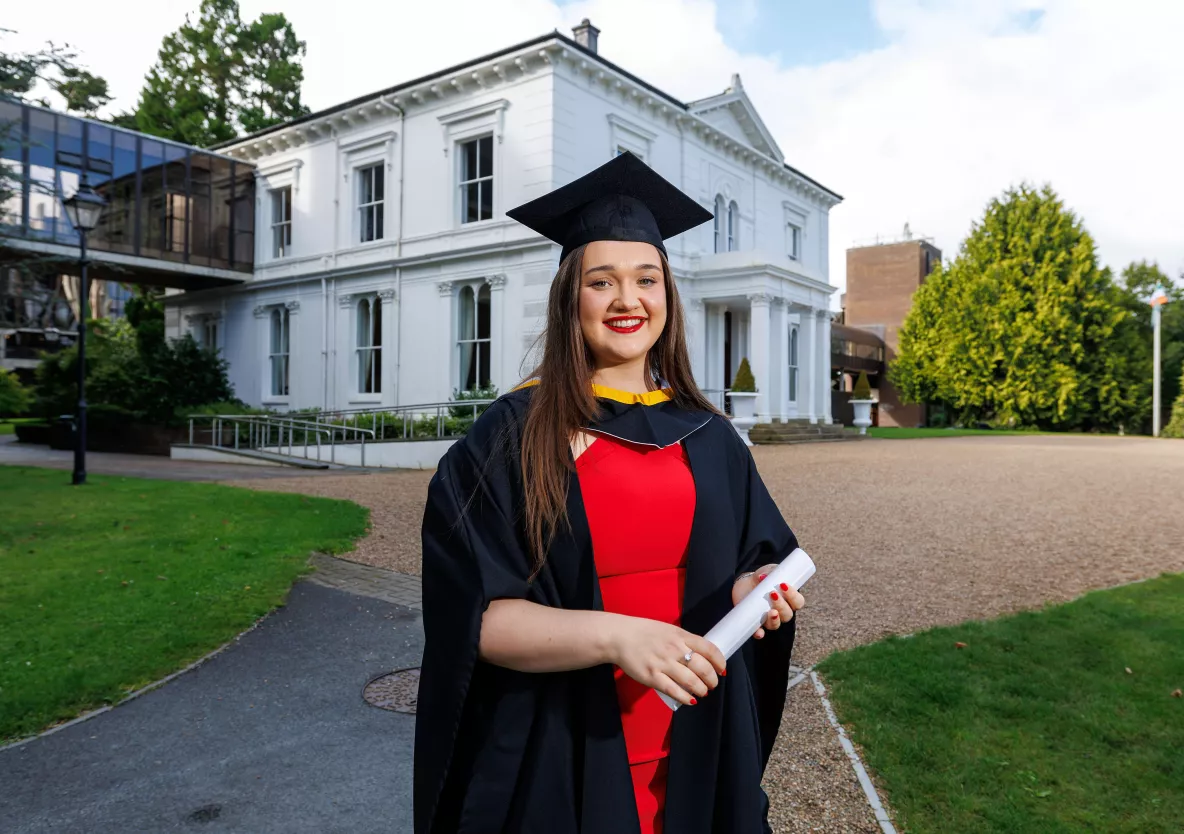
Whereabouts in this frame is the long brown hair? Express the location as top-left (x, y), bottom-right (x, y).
top-left (519, 244), bottom-right (720, 572)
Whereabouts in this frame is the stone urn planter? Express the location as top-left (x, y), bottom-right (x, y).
top-left (850, 399), bottom-right (875, 435)
top-left (727, 391), bottom-right (759, 446)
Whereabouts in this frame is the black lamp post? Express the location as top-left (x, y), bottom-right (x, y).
top-left (61, 179), bottom-right (107, 486)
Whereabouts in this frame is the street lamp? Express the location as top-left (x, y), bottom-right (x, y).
top-left (61, 179), bottom-right (107, 485)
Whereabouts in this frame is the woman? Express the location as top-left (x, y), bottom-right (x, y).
top-left (415, 152), bottom-right (807, 834)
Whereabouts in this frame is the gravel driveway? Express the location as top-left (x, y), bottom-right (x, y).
top-left (233, 434), bottom-right (1184, 832)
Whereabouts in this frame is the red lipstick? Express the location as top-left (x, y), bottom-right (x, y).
top-left (604, 315), bottom-right (646, 334)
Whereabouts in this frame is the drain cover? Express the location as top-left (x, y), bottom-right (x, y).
top-left (363, 667), bottom-right (420, 714)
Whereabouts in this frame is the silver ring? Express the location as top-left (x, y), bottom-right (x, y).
top-left (683, 652), bottom-right (694, 664)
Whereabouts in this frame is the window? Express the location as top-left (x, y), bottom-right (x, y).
top-left (269, 307), bottom-right (289, 397)
top-left (714, 195), bottom-right (726, 253)
top-left (457, 284), bottom-right (491, 391)
top-left (788, 326), bottom-right (799, 401)
top-left (271, 186), bottom-right (292, 257)
top-left (727, 201), bottom-right (739, 252)
top-left (358, 164), bottom-right (384, 242)
top-left (356, 297), bottom-right (382, 394)
top-left (615, 145), bottom-right (643, 161)
top-left (164, 192), bottom-right (190, 254)
top-left (202, 318), bottom-right (219, 352)
top-left (459, 136), bottom-right (494, 223)
top-left (787, 223), bottom-right (802, 261)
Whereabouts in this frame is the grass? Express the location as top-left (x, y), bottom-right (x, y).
top-left (0, 465), bottom-right (369, 742)
top-left (816, 574), bottom-right (1184, 833)
top-left (869, 426), bottom-right (1051, 439)
top-left (0, 418), bottom-right (41, 436)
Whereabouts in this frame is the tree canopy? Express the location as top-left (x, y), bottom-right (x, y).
top-left (0, 31), bottom-right (112, 115)
top-left (134, 0), bottom-right (309, 147)
top-left (891, 184), bottom-right (1146, 432)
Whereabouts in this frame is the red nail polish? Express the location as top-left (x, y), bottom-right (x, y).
top-left (720, 669), bottom-right (727, 676)
top-left (770, 591), bottom-right (779, 601)
top-left (690, 698), bottom-right (698, 706)
top-left (758, 574), bottom-right (767, 581)
top-left (780, 583), bottom-right (789, 591)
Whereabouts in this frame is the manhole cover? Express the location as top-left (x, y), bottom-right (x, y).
top-left (363, 667), bottom-right (420, 714)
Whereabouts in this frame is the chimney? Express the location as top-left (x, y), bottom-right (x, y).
top-left (573, 19), bottom-right (600, 53)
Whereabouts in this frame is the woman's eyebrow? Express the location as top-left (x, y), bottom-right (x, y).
top-left (583, 262), bottom-right (662, 276)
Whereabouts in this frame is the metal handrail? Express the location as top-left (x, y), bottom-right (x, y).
top-left (184, 399), bottom-right (494, 465)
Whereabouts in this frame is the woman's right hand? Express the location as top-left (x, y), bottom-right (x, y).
top-left (605, 615), bottom-right (727, 706)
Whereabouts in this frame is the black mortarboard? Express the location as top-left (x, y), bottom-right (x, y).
top-left (506, 151), bottom-right (713, 261)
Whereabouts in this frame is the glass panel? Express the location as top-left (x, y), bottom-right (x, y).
top-left (462, 140), bottom-right (477, 182)
top-left (209, 154), bottom-right (233, 267)
top-left (271, 309), bottom-right (283, 353)
top-left (356, 299), bottom-right (371, 348)
top-left (373, 165), bottom-right (384, 202)
top-left (232, 163), bottom-right (254, 268)
top-left (479, 180), bottom-right (491, 222)
top-left (139, 139), bottom-right (164, 255)
top-left (463, 182), bottom-right (478, 224)
top-left (458, 286), bottom-right (474, 340)
top-left (374, 201), bottom-right (383, 240)
top-left (459, 342), bottom-right (475, 392)
top-left (373, 298), bottom-right (382, 347)
top-left (477, 284), bottom-right (490, 340)
top-left (188, 153), bottom-right (213, 265)
top-left (478, 136), bottom-right (492, 178)
top-left (478, 342), bottom-right (489, 388)
top-left (0, 103), bottom-right (22, 229)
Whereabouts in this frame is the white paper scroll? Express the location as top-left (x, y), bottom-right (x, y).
top-left (659, 548), bottom-right (816, 711)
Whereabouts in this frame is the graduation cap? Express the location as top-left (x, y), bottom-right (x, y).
top-left (506, 151), bottom-right (713, 262)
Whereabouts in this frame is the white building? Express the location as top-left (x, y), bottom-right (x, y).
top-left (167, 21), bottom-right (841, 424)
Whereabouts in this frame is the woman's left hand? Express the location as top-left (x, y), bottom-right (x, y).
top-left (731, 564), bottom-right (806, 640)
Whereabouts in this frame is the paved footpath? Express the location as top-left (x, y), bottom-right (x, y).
top-left (0, 578), bottom-right (424, 834)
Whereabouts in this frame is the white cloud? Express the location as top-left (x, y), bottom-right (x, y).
top-left (5, 0), bottom-right (1182, 295)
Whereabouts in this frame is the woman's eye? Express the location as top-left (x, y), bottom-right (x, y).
top-left (638, 276), bottom-right (658, 286)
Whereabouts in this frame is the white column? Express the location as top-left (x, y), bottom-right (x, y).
top-left (438, 281), bottom-right (455, 401)
top-left (377, 289), bottom-right (397, 405)
top-left (486, 275), bottom-right (506, 394)
top-left (817, 308), bottom-right (833, 424)
top-left (771, 298), bottom-right (787, 421)
top-left (802, 305), bottom-right (817, 422)
top-left (748, 293), bottom-right (772, 420)
top-left (687, 298), bottom-right (707, 387)
top-left (337, 293), bottom-right (356, 405)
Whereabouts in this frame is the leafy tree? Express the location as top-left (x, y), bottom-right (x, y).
top-left (0, 368), bottom-right (32, 415)
top-left (1113, 262), bottom-right (1184, 430)
top-left (892, 184), bottom-right (1140, 431)
top-left (134, 0), bottom-right (309, 147)
top-left (0, 31), bottom-right (112, 114)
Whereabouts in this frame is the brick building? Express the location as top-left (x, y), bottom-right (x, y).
top-left (841, 235), bottom-right (941, 427)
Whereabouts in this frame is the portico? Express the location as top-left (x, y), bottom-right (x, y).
top-left (686, 251), bottom-right (834, 424)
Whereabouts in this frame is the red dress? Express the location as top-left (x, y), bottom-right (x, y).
top-left (576, 433), bottom-right (696, 834)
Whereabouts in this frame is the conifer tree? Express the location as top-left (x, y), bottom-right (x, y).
top-left (892, 184), bottom-right (1141, 431)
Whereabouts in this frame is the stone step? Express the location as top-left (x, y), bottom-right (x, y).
top-left (749, 423), bottom-right (866, 445)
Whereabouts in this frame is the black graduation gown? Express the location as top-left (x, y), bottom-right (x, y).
top-left (415, 386), bottom-right (800, 834)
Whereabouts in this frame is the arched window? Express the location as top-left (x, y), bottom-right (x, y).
top-left (269, 307), bottom-right (289, 397)
top-left (713, 195), bottom-right (726, 253)
top-left (727, 201), bottom-right (739, 251)
top-left (356, 297), bottom-right (382, 394)
top-left (458, 283), bottom-right (492, 391)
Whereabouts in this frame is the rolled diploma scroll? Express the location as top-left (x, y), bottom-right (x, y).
top-left (658, 547), bottom-right (816, 711)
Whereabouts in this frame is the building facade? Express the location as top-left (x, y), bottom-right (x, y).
top-left (167, 23), bottom-right (842, 423)
top-left (843, 234), bottom-right (941, 427)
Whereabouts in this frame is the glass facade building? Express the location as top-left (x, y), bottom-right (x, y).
top-left (1, 99), bottom-right (255, 273)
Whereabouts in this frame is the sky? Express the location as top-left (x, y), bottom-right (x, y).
top-left (5, 0), bottom-right (1183, 298)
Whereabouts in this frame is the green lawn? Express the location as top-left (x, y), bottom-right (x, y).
top-left (0, 418), bottom-right (41, 436)
top-left (0, 465), bottom-right (369, 742)
top-left (817, 574), bottom-right (1184, 833)
top-left (869, 426), bottom-right (1051, 439)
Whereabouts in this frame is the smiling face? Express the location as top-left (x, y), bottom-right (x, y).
top-left (578, 240), bottom-right (668, 374)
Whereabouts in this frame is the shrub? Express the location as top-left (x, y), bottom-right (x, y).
top-left (731, 358), bottom-right (756, 392)
top-left (448, 385), bottom-right (498, 419)
top-left (0, 369), bottom-right (32, 416)
top-left (1164, 368), bottom-right (1184, 439)
top-left (852, 371), bottom-right (873, 400)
